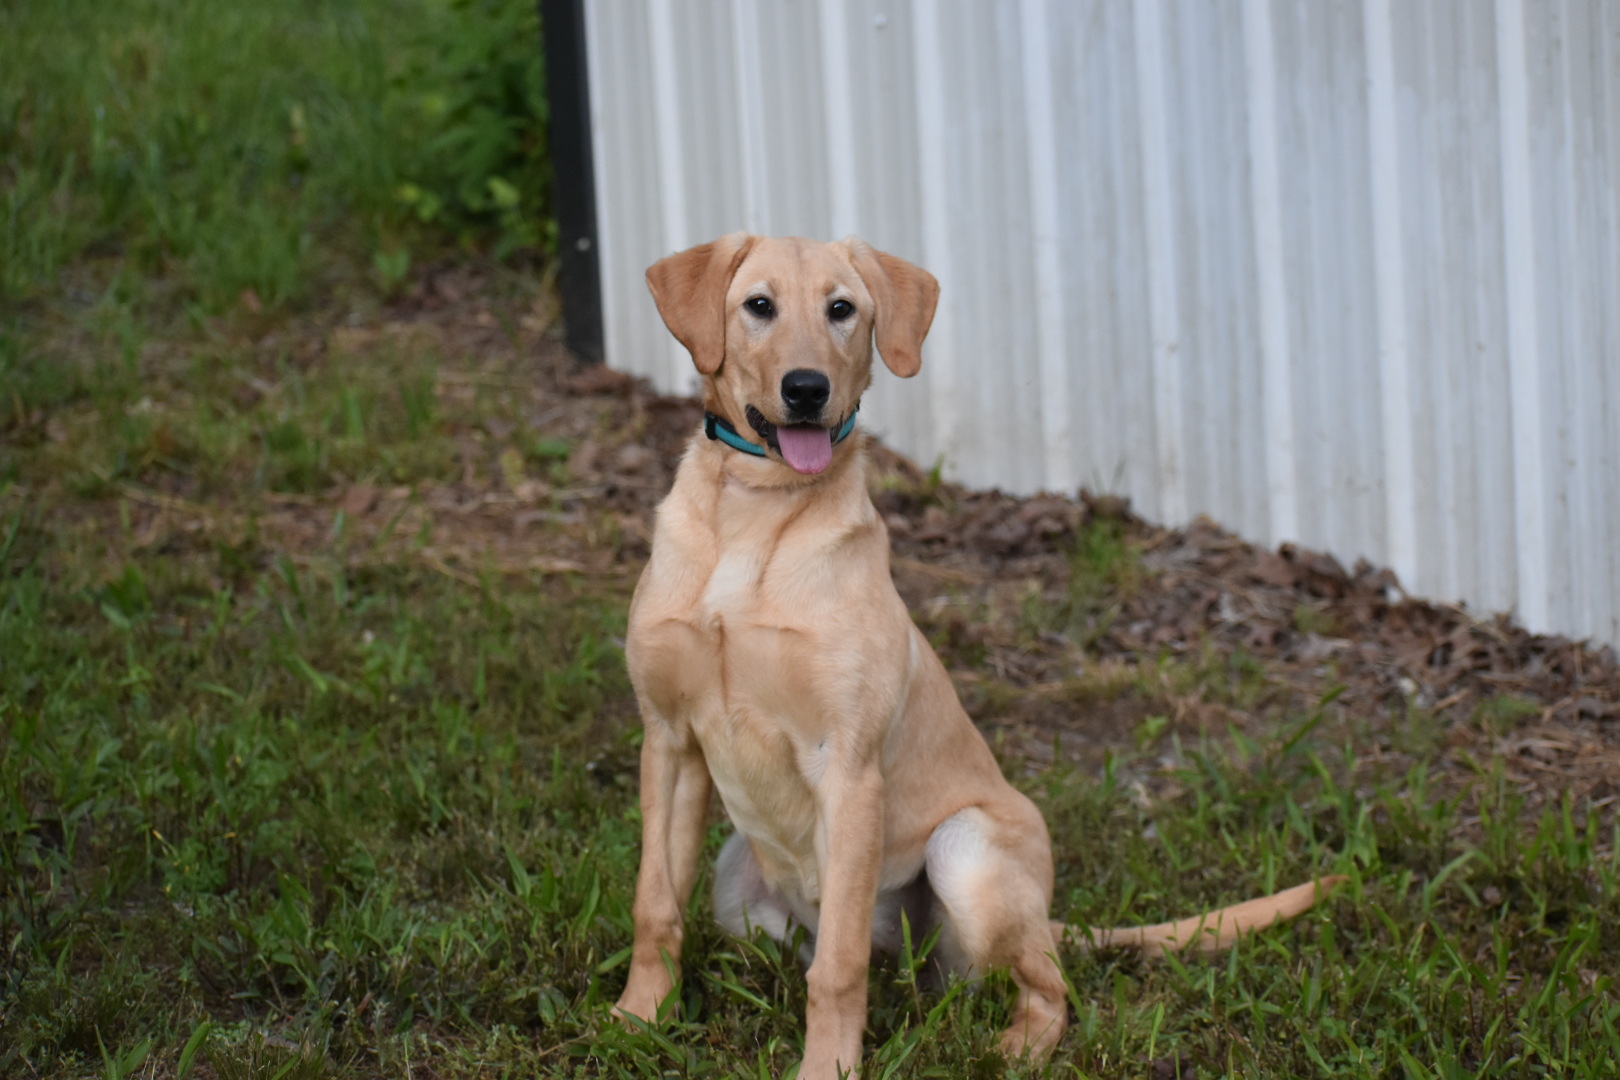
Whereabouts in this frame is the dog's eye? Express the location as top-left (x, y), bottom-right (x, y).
top-left (828, 299), bottom-right (855, 321)
top-left (745, 296), bottom-right (775, 318)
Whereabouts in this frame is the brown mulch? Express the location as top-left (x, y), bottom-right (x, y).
top-left (72, 262), bottom-right (1620, 825)
top-left (876, 474), bottom-right (1620, 815)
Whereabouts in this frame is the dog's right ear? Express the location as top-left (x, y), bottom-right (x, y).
top-left (646, 233), bottom-right (756, 375)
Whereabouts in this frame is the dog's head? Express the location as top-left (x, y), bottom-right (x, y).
top-left (646, 234), bottom-right (938, 477)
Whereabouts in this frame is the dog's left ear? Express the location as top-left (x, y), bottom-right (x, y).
top-left (846, 240), bottom-right (939, 378)
top-left (646, 233), bottom-right (757, 375)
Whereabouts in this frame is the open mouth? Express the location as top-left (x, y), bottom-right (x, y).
top-left (746, 405), bottom-right (833, 475)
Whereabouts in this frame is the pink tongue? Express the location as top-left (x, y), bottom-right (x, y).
top-left (776, 424), bottom-right (833, 474)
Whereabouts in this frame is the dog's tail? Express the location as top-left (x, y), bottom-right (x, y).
top-left (1053, 876), bottom-right (1348, 958)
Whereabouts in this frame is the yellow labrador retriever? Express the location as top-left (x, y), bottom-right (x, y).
top-left (614, 234), bottom-right (1343, 1078)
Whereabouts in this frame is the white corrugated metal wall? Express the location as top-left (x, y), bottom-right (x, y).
top-left (583, 0), bottom-right (1620, 648)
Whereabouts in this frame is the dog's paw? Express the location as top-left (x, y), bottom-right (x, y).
top-left (796, 1047), bottom-right (861, 1080)
top-left (613, 969), bottom-right (675, 1028)
top-left (612, 995), bottom-right (661, 1028)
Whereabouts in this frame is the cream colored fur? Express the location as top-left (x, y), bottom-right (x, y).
top-left (613, 234), bottom-right (1344, 1079)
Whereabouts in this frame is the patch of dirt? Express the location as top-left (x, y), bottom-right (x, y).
top-left (865, 452), bottom-right (1620, 817)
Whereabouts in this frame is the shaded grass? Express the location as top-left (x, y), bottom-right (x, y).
top-left (6, 0), bottom-right (386, 310)
top-left (62, 327), bottom-right (452, 499)
top-left (2, 520), bottom-right (639, 1072)
top-left (2, 0), bottom-right (549, 314)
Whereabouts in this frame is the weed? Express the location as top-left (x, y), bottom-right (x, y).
top-left (1047, 514), bottom-right (1143, 649)
top-left (1134, 713), bottom-right (1171, 750)
top-left (1145, 639), bottom-right (1278, 715)
top-left (1291, 601), bottom-right (1341, 637)
top-left (1079, 505), bottom-right (1141, 579)
top-left (1474, 692), bottom-right (1541, 737)
top-left (205, 1029), bottom-right (330, 1080)
top-left (391, 0), bottom-right (556, 259)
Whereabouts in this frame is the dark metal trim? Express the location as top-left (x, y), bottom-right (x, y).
top-left (541, 0), bottom-right (603, 363)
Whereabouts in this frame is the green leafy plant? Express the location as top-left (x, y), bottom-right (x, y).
top-left (393, 0), bottom-right (555, 259)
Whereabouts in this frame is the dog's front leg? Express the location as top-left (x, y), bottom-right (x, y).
top-left (800, 762), bottom-right (884, 1080)
top-left (616, 717), bottom-right (711, 1025)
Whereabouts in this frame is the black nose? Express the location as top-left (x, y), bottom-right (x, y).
top-left (780, 369), bottom-right (831, 417)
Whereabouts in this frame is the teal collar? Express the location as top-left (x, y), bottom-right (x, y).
top-left (704, 406), bottom-right (860, 459)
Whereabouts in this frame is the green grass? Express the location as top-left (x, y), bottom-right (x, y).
top-left (5, 504), bottom-right (1619, 1077)
top-left (2, 0), bottom-right (549, 315)
top-left (1033, 512), bottom-right (1142, 651)
top-left (4, 4), bottom-right (1619, 1076)
top-left (1, 529), bottom-right (639, 1073)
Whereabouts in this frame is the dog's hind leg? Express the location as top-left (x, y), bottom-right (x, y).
top-left (925, 805), bottom-right (1069, 1060)
top-left (714, 831), bottom-right (819, 963)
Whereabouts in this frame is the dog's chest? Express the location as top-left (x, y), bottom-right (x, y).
top-left (631, 529), bottom-right (837, 882)
top-left (699, 545), bottom-right (767, 622)
top-left (684, 537), bottom-right (829, 740)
